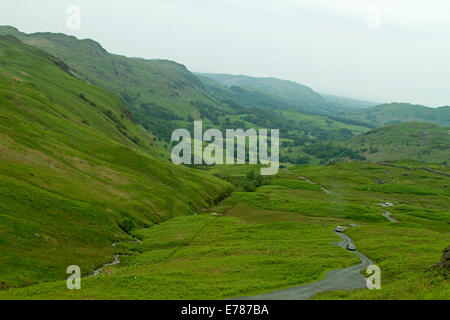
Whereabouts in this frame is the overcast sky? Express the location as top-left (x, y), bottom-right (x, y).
top-left (1, 0), bottom-right (449, 106)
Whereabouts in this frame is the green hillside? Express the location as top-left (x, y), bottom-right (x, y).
top-left (350, 122), bottom-right (450, 164)
top-left (345, 103), bottom-right (450, 127)
top-left (0, 35), bottom-right (231, 289)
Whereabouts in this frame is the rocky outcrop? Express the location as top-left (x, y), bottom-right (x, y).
top-left (429, 245), bottom-right (450, 278)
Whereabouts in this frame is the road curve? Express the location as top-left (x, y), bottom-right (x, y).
top-left (383, 211), bottom-right (398, 222)
top-left (234, 231), bottom-right (373, 300)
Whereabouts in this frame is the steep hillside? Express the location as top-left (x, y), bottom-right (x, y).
top-left (349, 122), bottom-right (450, 164)
top-left (0, 35), bottom-right (231, 289)
top-left (345, 103), bottom-right (450, 127)
top-left (0, 26), bottom-right (227, 142)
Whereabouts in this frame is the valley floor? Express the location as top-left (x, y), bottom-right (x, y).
top-left (0, 162), bottom-right (449, 300)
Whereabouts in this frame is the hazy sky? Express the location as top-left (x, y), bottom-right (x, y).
top-left (1, 0), bottom-right (449, 106)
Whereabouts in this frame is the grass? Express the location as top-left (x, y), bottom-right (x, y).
top-left (0, 209), bottom-right (360, 300)
top-left (1, 161), bottom-right (448, 299)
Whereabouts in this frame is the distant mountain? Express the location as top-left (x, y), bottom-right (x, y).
top-left (197, 73), bottom-right (344, 114)
top-left (345, 103), bottom-right (450, 127)
top-left (349, 122), bottom-right (450, 164)
top-left (322, 94), bottom-right (379, 110)
top-left (197, 75), bottom-right (295, 111)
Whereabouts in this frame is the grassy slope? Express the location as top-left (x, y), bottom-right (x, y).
top-left (349, 122), bottom-right (450, 164)
top-left (0, 35), bottom-right (231, 289)
top-left (1, 162), bottom-right (448, 299)
top-left (0, 213), bottom-right (359, 299)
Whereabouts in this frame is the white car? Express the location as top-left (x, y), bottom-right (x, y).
top-left (346, 243), bottom-right (356, 251)
top-left (335, 226), bottom-right (345, 233)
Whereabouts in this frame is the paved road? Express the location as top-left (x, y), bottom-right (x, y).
top-left (383, 211), bottom-right (398, 222)
top-left (234, 231), bottom-right (372, 300)
top-left (320, 186), bottom-right (331, 194)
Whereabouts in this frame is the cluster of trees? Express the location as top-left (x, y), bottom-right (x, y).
top-left (140, 102), bottom-right (183, 121)
top-left (279, 154), bottom-right (311, 165)
top-left (125, 92), bottom-right (366, 159)
top-left (327, 115), bottom-right (376, 128)
top-left (220, 170), bottom-right (267, 192)
top-left (190, 100), bottom-right (224, 125)
top-left (132, 102), bottom-right (183, 142)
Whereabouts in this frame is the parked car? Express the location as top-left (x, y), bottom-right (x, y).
top-left (335, 226), bottom-right (345, 233)
top-left (346, 243), bottom-right (356, 251)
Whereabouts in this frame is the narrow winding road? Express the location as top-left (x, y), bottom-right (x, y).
top-left (235, 231), bottom-right (373, 300)
top-left (383, 211), bottom-right (398, 222)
